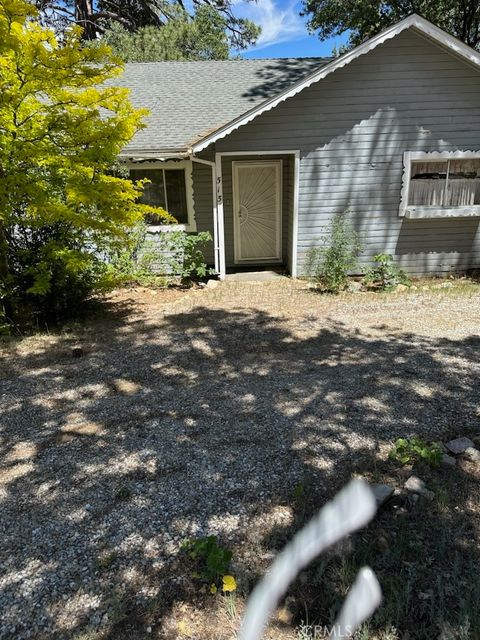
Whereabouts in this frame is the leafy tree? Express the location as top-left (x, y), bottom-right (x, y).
top-left (0, 0), bottom-right (172, 323)
top-left (32, 0), bottom-right (260, 49)
top-left (302, 0), bottom-right (480, 51)
top-left (101, 5), bottom-right (231, 61)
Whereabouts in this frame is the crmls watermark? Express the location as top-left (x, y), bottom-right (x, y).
top-left (297, 624), bottom-right (354, 639)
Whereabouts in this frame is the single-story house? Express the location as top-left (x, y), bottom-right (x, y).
top-left (115, 14), bottom-right (480, 279)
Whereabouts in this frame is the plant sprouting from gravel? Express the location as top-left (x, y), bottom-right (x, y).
top-left (363, 254), bottom-right (411, 291)
top-left (389, 437), bottom-right (443, 468)
top-left (114, 486), bottom-right (132, 501)
top-left (181, 535), bottom-right (235, 593)
top-left (304, 213), bottom-right (362, 293)
top-left (95, 552), bottom-right (118, 570)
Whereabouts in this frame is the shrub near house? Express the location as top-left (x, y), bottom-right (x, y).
top-left (304, 214), bottom-right (362, 293)
top-left (0, 0), bottom-right (172, 325)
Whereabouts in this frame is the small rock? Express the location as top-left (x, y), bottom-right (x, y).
top-left (445, 437), bottom-right (474, 455)
top-left (441, 454), bottom-right (456, 468)
top-left (71, 345), bottom-right (84, 358)
top-left (463, 447), bottom-right (480, 463)
top-left (404, 475), bottom-right (434, 500)
top-left (277, 606), bottom-right (293, 625)
top-left (371, 484), bottom-right (394, 507)
top-left (407, 493), bottom-right (420, 507)
top-left (395, 283), bottom-right (408, 292)
top-left (348, 280), bottom-right (363, 292)
top-left (206, 279), bottom-right (219, 289)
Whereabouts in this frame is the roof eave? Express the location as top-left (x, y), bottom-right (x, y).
top-left (191, 14), bottom-right (480, 153)
top-left (119, 148), bottom-right (191, 161)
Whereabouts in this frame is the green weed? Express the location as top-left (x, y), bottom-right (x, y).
top-left (181, 535), bottom-right (232, 588)
top-left (388, 437), bottom-right (442, 468)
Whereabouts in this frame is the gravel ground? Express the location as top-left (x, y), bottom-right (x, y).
top-left (0, 280), bottom-right (479, 639)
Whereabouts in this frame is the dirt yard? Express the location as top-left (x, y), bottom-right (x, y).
top-left (1, 279), bottom-right (479, 640)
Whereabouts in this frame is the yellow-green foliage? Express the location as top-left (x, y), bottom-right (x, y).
top-left (0, 0), bottom-right (173, 230)
top-left (0, 0), bottom-right (174, 320)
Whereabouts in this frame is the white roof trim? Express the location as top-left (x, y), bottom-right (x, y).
top-left (192, 14), bottom-right (480, 153)
top-left (119, 151), bottom-right (190, 160)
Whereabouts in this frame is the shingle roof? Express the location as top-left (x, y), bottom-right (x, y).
top-left (114, 58), bottom-right (330, 154)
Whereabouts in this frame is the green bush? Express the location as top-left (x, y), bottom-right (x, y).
top-left (0, 8), bottom-right (173, 329)
top-left (304, 213), bottom-right (362, 293)
top-left (4, 223), bottom-right (112, 326)
top-left (389, 437), bottom-right (443, 468)
top-left (107, 226), bottom-right (213, 286)
top-left (161, 230), bottom-right (214, 283)
top-left (363, 253), bottom-right (411, 291)
top-left (181, 535), bottom-right (232, 585)
top-left (106, 223), bottom-right (168, 288)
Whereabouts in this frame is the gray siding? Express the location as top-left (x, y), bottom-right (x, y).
top-left (285, 157), bottom-right (295, 274)
top-left (192, 161), bottom-right (214, 264)
top-left (215, 29), bottom-right (480, 274)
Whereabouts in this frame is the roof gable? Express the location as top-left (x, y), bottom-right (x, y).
top-left (192, 14), bottom-right (480, 153)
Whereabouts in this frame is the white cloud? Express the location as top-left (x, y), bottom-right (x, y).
top-left (234, 0), bottom-right (306, 49)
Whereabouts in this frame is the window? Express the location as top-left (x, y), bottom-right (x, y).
top-left (400, 152), bottom-right (480, 218)
top-left (129, 164), bottom-right (192, 227)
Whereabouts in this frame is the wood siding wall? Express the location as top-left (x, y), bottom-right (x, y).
top-left (192, 161), bottom-right (215, 264)
top-left (214, 29), bottom-right (480, 274)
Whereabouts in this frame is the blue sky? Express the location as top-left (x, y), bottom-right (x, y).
top-left (233, 0), bottom-right (349, 58)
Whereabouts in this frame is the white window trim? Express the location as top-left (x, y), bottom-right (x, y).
top-left (127, 159), bottom-right (196, 232)
top-left (400, 150), bottom-right (480, 219)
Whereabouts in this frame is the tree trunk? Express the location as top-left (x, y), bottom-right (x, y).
top-left (0, 222), bottom-right (12, 322)
top-left (75, 0), bottom-right (97, 40)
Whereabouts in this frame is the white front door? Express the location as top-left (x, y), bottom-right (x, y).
top-left (233, 160), bottom-right (282, 263)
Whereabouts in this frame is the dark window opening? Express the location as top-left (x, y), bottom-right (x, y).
top-left (130, 168), bottom-right (189, 224)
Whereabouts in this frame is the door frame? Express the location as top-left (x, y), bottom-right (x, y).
top-left (213, 150), bottom-right (300, 280)
top-left (232, 159), bottom-right (283, 264)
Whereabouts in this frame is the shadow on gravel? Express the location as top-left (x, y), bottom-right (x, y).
top-left (0, 301), bottom-right (479, 639)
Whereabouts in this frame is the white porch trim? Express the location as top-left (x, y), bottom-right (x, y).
top-left (215, 153), bottom-right (227, 279)
top-left (191, 156), bottom-right (220, 274)
top-left (291, 151), bottom-right (300, 278)
top-left (214, 150), bottom-right (300, 280)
